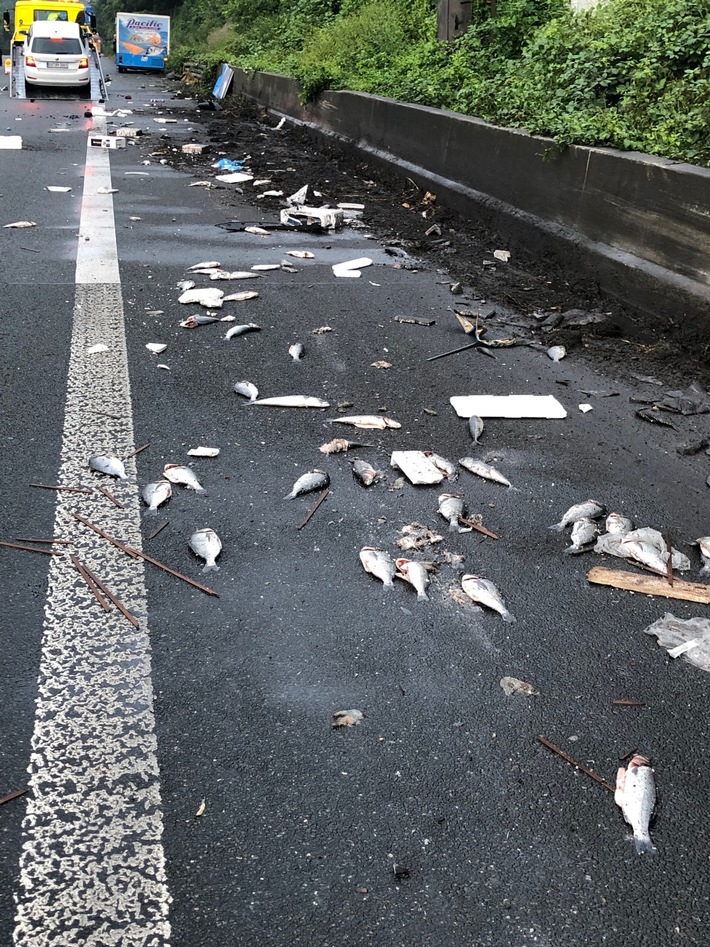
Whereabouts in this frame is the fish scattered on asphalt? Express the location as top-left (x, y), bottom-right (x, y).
top-left (178, 288), bottom-right (225, 308)
top-left (332, 708), bottom-right (365, 728)
top-left (352, 459), bottom-right (379, 487)
top-left (549, 499), bottom-right (605, 532)
top-left (189, 528), bottom-right (222, 573)
top-left (188, 260), bottom-right (220, 271)
top-left (615, 755), bottom-right (657, 855)
top-left (459, 457), bottom-right (512, 488)
top-left (424, 452), bottom-right (458, 481)
top-left (287, 250), bottom-right (315, 259)
top-left (328, 415), bottom-right (401, 429)
top-left (177, 279), bottom-right (195, 291)
top-left (359, 546), bottom-right (396, 589)
top-left (319, 438), bottom-right (371, 454)
top-left (89, 453), bottom-right (129, 480)
top-left (234, 380), bottom-right (259, 402)
top-left (224, 323), bottom-right (261, 341)
top-left (461, 574), bottom-right (516, 622)
top-left (141, 480), bottom-right (172, 516)
top-left (395, 558), bottom-right (431, 601)
top-left (605, 512), bottom-right (634, 536)
top-left (222, 291), bottom-right (260, 302)
top-left (163, 464), bottom-right (206, 493)
top-left (284, 469), bottom-right (330, 499)
top-left (547, 345), bottom-right (566, 362)
top-left (209, 270), bottom-right (260, 281)
top-left (289, 342), bottom-right (304, 361)
top-left (252, 395), bottom-right (330, 408)
top-left (564, 516), bottom-right (599, 554)
top-left (4, 220), bottom-right (37, 228)
top-left (245, 226), bottom-right (270, 236)
top-left (438, 493), bottom-right (465, 532)
top-left (251, 263), bottom-right (280, 271)
top-left (397, 523), bottom-right (444, 551)
top-left (469, 415), bottom-right (484, 444)
top-left (619, 537), bottom-right (669, 575)
top-left (693, 537), bottom-right (710, 576)
top-left (280, 259), bottom-right (298, 273)
top-left (180, 315), bottom-right (220, 329)
top-left (500, 676), bottom-right (539, 696)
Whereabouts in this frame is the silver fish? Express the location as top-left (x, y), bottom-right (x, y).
top-left (329, 415), bottom-right (401, 429)
top-left (438, 493), bottom-right (464, 532)
top-left (180, 315), bottom-right (220, 328)
top-left (461, 574), bottom-right (516, 622)
top-left (222, 291), bottom-right (260, 302)
top-left (469, 415), bottom-right (484, 444)
top-left (619, 539), bottom-right (668, 575)
top-left (252, 395), bottom-right (330, 408)
top-left (209, 270), bottom-right (260, 281)
top-left (89, 453), bottom-right (129, 480)
top-left (424, 452), bottom-right (458, 481)
top-left (234, 380), bottom-right (259, 402)
top-left (549, 499), bottom-right (605, 532)
top-left (163, 464), bottom-right (205, 493)
top-left (564, 516), bottom-right (599, 554)
top-left (395, 558), bottom-right (430, 601)
top-left (189, 528), bottom-right (222, 573)
top-left (693, 537), bottom-right (710, 577)
top-left (605, 512), bottom-right (634, 536)
top-left (289, 342), bottom-right (304, 361)
top-left (459, 457), bottom-right (512, 488)
top-left (224, 323), bottom-right (261, 341)
top-left (285, 469), bottom-right (329, 499)
top-left (547, 345), bottom-right (566, 362)
top-left (359, 546), bottom-right (396, 589)
top-left (352, 459), bottom-right (379, 487)
top-left (177, 279), bottom-right (195, 291)
top-left (141, 480), bottom-right (172, 516)
top-left (615, 755), bottom-right (657, 855)
top-left (188, 260), bottom-right (221, 271)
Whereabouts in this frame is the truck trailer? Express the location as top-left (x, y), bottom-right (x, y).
top-left (115, 12), bottom-right (169, 72)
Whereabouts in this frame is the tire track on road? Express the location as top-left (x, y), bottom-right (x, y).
top-left (14, 124), bottom-right (172, 946)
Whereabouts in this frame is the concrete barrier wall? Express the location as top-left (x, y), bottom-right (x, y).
top-left (231, 69), bottom-right (710, 320)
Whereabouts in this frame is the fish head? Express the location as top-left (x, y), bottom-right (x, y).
top-left (629, 754), bottom-right (651, 769)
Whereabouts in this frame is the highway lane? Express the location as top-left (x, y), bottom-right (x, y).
top-left (2, 70), bottom-right (710, 946)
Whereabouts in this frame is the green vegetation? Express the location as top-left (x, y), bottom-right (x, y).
top-left (94, 0), bottom-right (710, 166)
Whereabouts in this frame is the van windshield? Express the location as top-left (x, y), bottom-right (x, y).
top-left (31, 37), bottom-right (82, 53)
top-left (33, 10), bottom-right (69, 20)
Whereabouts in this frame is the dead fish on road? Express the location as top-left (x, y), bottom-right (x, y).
top-left (289, 342), bottom-right (304, 361)
top-left (550, 499), bottom-right (605, 532)
top-left (189, 528), bottom-right (222, 573)
top-left (252, 395), bottom-right (330, 408)
top-left (424, 452), bottom-right (458, 481)
top-left (564, 516), bottom-right (599, 554)
top-left (320, 438), bottom-right (374, 454)
top-left (469, 415), bottom-right (484, 444)
top-left (209, 270), bottom-right (260, 281)
top-left (285, 469), bottom-right (330, 499)
top-left (141, 480), bottom-right (172, 516)
top-left (180, 315), bottom-right (220, 328)
top-left (332, 708), bottom-right (365, 728)
top-left (692, 537), bottom-right (710, 576)
top-left (188, 260), bottom-right (220, 271)
top-left (438, 493), bottom-right (465, 532)
top-left (615, 755), bottom-right (657, 855)
top-left (163, 464), bottom-right (206, 493)
top-left (328, 415), bottom-right (401, 430)
top-left (352, 459), bottom-right (379, 486)
top-left (224, 323), bottom-right (261, 341)
top-left (459, 457), bottom-right (513, 488)
top-left (359, 546), bottom-right (396, 589)
top-left (89, 453), bottom-right (129, 480)
top-left (222, 291), bottom-right (260, 302)
top-left (234, 380), bottom-right (259, 402)
top-left (605, 512), bottom-right (634, 536)
top-left (461, 574), bottom-right (516, 622)
top-left (395, 558), bottom-right (432, 601)
top-left (177, 279), bottom-right (195, 291)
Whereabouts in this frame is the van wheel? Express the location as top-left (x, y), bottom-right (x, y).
top-left (117, 65), bottom-right (125, 73)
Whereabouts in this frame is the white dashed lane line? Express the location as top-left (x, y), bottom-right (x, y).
top-left (14, 124), bottom-right (172, 946)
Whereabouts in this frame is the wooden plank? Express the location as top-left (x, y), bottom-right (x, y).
top-left (588, 566), bottom-right (710, 604)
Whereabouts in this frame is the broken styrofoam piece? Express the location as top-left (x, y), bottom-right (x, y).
top-left (215, 172), bottom-right (254, 184)
top-left (188, 447), bottom-right (220, 457)
top-left (450, 395), bottom-right (567, 420)
top-left (332, 257), bottom-right (373, 279)
top-left (280, 206), bottom-right (344, 230)
top-left (178, 288), bottom-right (225, 308)
top-left (46, 186), bottom-right (72, 193)
top-left (0, 136), bottom-right (22, 149)
top-left (390, 451), bottom-right (445, 486)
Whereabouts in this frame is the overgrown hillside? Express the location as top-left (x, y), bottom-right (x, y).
top-left (97, 0), bottom-right (710, 166)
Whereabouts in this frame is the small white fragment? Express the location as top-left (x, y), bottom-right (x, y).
top-left (46, 186), bottom-right (72, 193)
top-left (97, 186), bottom-right (118, 194)
top-left (146, 343), bottom-right (167, 354)
top-left (129, 216), bottom-right (142, 221)
top-left (3, 220), bottom-right (36, 228)
top-left (187, 447), bottom-right (220, 458)
top-left (157, 364), bottom-right (171, 371)
top-left (332, 257), bottom-right (373, 278)
top-left (493, 249), bottom-right (511, 262)
top-left (579, 403), bottom-right (594, 413)
top-left (86, 343), bottom-right (108, 354)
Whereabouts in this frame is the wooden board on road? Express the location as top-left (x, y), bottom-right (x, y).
top-left (588, 566), bottom-right (710, 604)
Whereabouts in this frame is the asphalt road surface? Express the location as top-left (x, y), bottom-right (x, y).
top-left (2, 69), bottom-right (710, 947)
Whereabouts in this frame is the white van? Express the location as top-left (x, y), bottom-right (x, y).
top-left (23, 20), bottom-right (90, 90)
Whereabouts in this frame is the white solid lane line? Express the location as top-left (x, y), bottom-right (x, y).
top-left (14, 124), bottom-right (172, 945)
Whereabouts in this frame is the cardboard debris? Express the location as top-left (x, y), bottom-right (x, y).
top-left (89, 136), bottom-right (126, 149)
top-left (588, 566), bottom-right (710, 604)
top-left (390, 451), bottom-right (445, 485)
top-left (450, 395), bottom-right (567, 419)
top-left (116, 128), bottom-right (142, 138)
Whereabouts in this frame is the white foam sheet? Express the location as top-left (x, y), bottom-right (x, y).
top-left (450, 395), bottom-right (567, 419)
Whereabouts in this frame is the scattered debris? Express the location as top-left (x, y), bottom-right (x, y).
top-left (588, 567), bottom-right (710, 604)
top-left (297, 487), bottom-right (330, 530)
top-left (289, 342), bottom-right (304, 361)
top-left (500, 676), bottom-right (539, 697)
top-left (146, 343), bottom-right (167, 354)
top-left (394, 316), bottom-right (435, 327)
top-left (656, 382), bottom-right (710, 416)
top-left (188, 447), bottom-right (220, 458)
top-left (178, 288), bottom-right (225, 308)
top-left (391, 451), bottom-right (446, 486)
top-left (332, 709), bottom-right (365, 728)
top-left (579, 403), bottom-right (594, 413)
top-left (493, 249), bottom-right (511, 263)
top-left (537, 735), bottom-right (615, 793)
top-left (189, 528), bottom-right (222, 573)
top-left (195, 799), bottom-right (206, 817)
top-left (86, 344), bottom-right (108, 355)
top-left (329, 415), bottom-right (401, 429)
top-left (397, 523), bottom-right (444, 551)
top-left (312, 326), bottom-right (333, 335)
top-left (332, 257), bottom-right (373, 278)
top-left (450, 395), bottom-right (567, 419)
top-left (371, 360), bottom-right (392, 369)
top-left (643, 613), bottom-right (710, 671)
top-left (615, 755), bottom-right (657, 855)
top-left (636, 407), bottom-right (676, 428)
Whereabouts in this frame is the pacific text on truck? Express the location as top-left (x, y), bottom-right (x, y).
top-left (115, 12), bottom-right (169, 72)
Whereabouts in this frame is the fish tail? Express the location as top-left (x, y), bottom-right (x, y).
top-left (502, 611), bottom-right (517, 624)
top-left (284, 492), bottom-right (296, 500)
top-left (449, 519), bottom-right (459, 533)
top-left (196, 487), bottom-right (207, 495)
top-left (634, 834), bottom-right (657, 856)
top-left (417, 590), bottom-right (429, 602)
top-left (143, 507), bottom-right (158, 517)
top-left (202, 563), bottom-right (220, 574)
top-left (549, 521), bottom-right (565, 532)
top-left (563, 545), bottom-right (577, 556)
